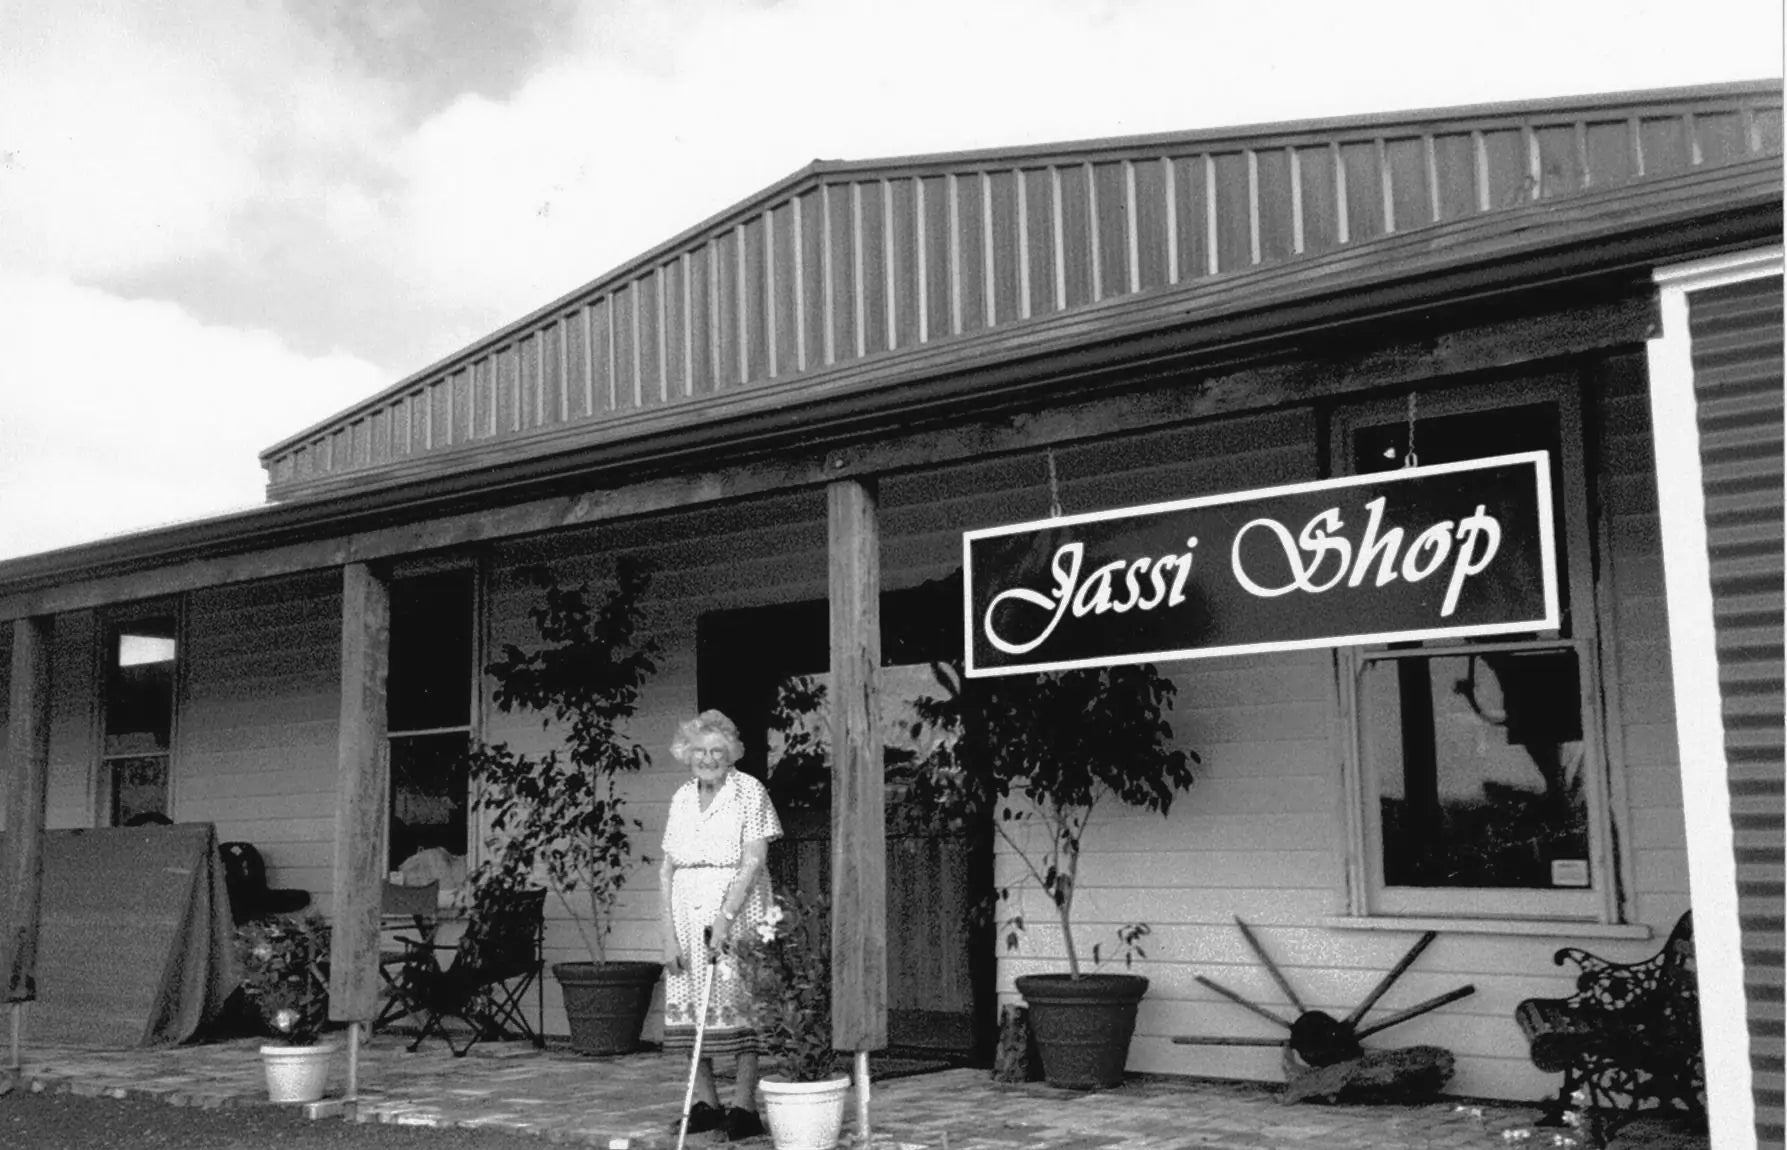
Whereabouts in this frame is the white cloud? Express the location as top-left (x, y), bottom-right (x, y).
top-left (0, 0), bottom-right (400, 281)
top-left (0, 270), bottom-right (385, 560)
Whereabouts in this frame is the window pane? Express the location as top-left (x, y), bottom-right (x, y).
top-left (111, 755), bottom-right (169, 826)
top-left (1362, 650), bottom-right (1591, 889)
top-left (387, 571), bottom-right (473, 732)
top-left (390, 732), bottom-right (471, 868)
top-left (763, 664), bottom-right (958, 811)
top-left (105, 616), bottom-right (177, 756)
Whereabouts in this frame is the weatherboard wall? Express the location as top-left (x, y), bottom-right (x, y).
top-left (452, 373), bottom-right (1690, 1097)
top-left (0, 351), bottom-right (1702, 1098)
top-left (174, 571), bottom-right (345, 911)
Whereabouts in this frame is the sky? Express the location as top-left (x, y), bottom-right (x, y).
top-left (0, 0), bottom-right (1779, 562)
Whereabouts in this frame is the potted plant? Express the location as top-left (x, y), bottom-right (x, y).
top-left (910, 661), bottom-right (1196, 1089)
top-left (734, 888), bottom-right (849, 1150)
top-left (465, 559), bottom-right (663, 1055)
top-left (236, 913), bottom-right (336, 1103)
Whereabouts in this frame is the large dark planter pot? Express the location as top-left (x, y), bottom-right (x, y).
top-left (553, 960), bottom-right (662, 1055)
top-left (1014, 973), bottom-right (1148, 1089)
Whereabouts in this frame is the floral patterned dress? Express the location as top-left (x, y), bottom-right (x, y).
top-left (660, 768), bottom-right (782, 1056)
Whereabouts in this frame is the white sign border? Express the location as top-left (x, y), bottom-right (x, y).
top-left (963, 451), bottom-right (1559, 678)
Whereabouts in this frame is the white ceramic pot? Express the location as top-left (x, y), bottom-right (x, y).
top-left (259, 1041), bottom-right (337, 1103)
top-left (758, 1074), bottom-right (851, 1150)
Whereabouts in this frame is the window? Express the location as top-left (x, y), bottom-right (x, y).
top-left (101, 610), bottom-right (179, 826)
top-left (386, 569), bottom-right (476, 870)
top-left (1337, 381), bottom-right (1610, 920)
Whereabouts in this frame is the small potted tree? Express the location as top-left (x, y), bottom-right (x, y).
top-left (910, 661), bottom-right (1196, 1089)
top-left (466, 558), bottom-right (663, 1055)
top-left (237, 913), bottom-right (336, 1102)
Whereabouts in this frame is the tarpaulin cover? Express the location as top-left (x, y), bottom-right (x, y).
top-left (8, 823), bottom-right (238, 1046)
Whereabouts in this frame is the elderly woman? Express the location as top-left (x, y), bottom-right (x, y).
top-left (660, 710), bottom-right (782, 1142)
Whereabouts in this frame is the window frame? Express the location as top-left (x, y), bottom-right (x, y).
top-left (384, 557), bottom-right (482, 873)
top-left (1332, 374), bottom-right (1621, 923)
top-left (95, 598), bottom-right (186, 827)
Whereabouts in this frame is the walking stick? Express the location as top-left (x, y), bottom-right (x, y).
top-left (676, 927), bottom-right (719, 1150)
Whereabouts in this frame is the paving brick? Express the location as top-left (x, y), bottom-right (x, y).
top-left (11, 1037), bottom-right (1710, 1150)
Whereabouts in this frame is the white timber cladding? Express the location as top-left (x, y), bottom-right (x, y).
top-left (163, 571), bottom-right (343, 913)
top-left (1597, 353), bottom-right (1699, 930)
top-left (45, 610), bottom-right (96, 829)
top-left (0, 627), bottom-right (10, 825)
top-left (0, 366), bottom-right (1697, 1099)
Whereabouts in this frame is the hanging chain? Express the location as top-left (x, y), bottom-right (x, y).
top-left (1402, 390), bottom-right (1420, 468)
top-left (1046, 448), bottom-right (1064, 519)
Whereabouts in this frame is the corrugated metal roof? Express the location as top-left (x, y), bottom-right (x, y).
top-left (260, 81), bottom-right (1783, 502)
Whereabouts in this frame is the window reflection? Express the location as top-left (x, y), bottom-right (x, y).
top-left (1363, 650), bottom-right (1590, 890)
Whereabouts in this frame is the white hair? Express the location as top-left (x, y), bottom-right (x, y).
top-left (671, 709), bottom-right (744, 765)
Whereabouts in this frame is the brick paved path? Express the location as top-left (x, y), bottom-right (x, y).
top-left (8, 1035), bottom-right (1705, 1149)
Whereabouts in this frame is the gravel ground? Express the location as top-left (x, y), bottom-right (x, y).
top-left (0, 1089), bottom-right (588, 1150)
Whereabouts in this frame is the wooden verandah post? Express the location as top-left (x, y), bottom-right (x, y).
top-left (0, 617), bottom-right (52, 1073)
top-left (330, 563), bottom-right (390, 1102)
top-left (828, 479), bottom-right (886, 1141)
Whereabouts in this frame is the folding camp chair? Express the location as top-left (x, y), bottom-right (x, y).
top-left (397, 885), bottom-right (546, 1056)
top-left (372, 879), bottom-right (440, 1033)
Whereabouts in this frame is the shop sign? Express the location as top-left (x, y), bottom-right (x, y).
top-left (963, 451), bottom-right (1558, 678)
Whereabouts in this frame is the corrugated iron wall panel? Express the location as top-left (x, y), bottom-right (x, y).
top-left (1641, 116), bottom-right (1694, 175)
top-left (1687, 273), bottom-right (1785, 1150)
top-left (1584, 119), bottom-right (1635, 188)
top-left (858, 181), bottom-right (890, 355)
top-left (1256, 148), bottom-right (1295, 264)
top-left (1093, 161), bottom-right (1129, 296)
top-left (1211, 150), bottom-right (1252, 270)
top-left (1296, 144), bottom-right (1340, 253)
top-left (889, 178), bottom-right (921, 351)
top-left (264, 86), bottom-right (1784, 496)
top-left (742, 214), bottom-right (770, 384)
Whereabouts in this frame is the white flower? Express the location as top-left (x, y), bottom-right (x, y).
top-left (765, 903), bottom-right (786, 928)
top-left (271, 1008), bottom-right (300, 1034)
top-left (755, 922), bottom-right (777, 944)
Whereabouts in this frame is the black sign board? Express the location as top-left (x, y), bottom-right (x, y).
top-left (963, 452), bottom-right (1559, 678)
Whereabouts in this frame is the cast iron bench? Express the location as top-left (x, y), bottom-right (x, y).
top-left (1514, 911), bottom-right (1704, 1141)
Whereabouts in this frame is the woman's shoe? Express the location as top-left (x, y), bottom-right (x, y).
top-left (719, 1106), bottom-right (765, 1141)
top-left (669, 1100), bottom-right (726, 1135)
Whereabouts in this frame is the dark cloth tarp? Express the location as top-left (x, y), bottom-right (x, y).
top-left (0, 823), bottom-right (238, 1046)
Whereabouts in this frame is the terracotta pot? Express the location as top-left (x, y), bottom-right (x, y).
top-left (259, 1041), bottom-right (337, 1103)
top-left (1014, 973), bottom-right (1148, 1089)
top-left (551, 960), bottom-right (661, 1055)
top-left (759, 1074), bottom-right (851, 1150)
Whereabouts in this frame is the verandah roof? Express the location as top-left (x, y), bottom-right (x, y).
top-left (259, 82), bottom-right (1781, 501)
